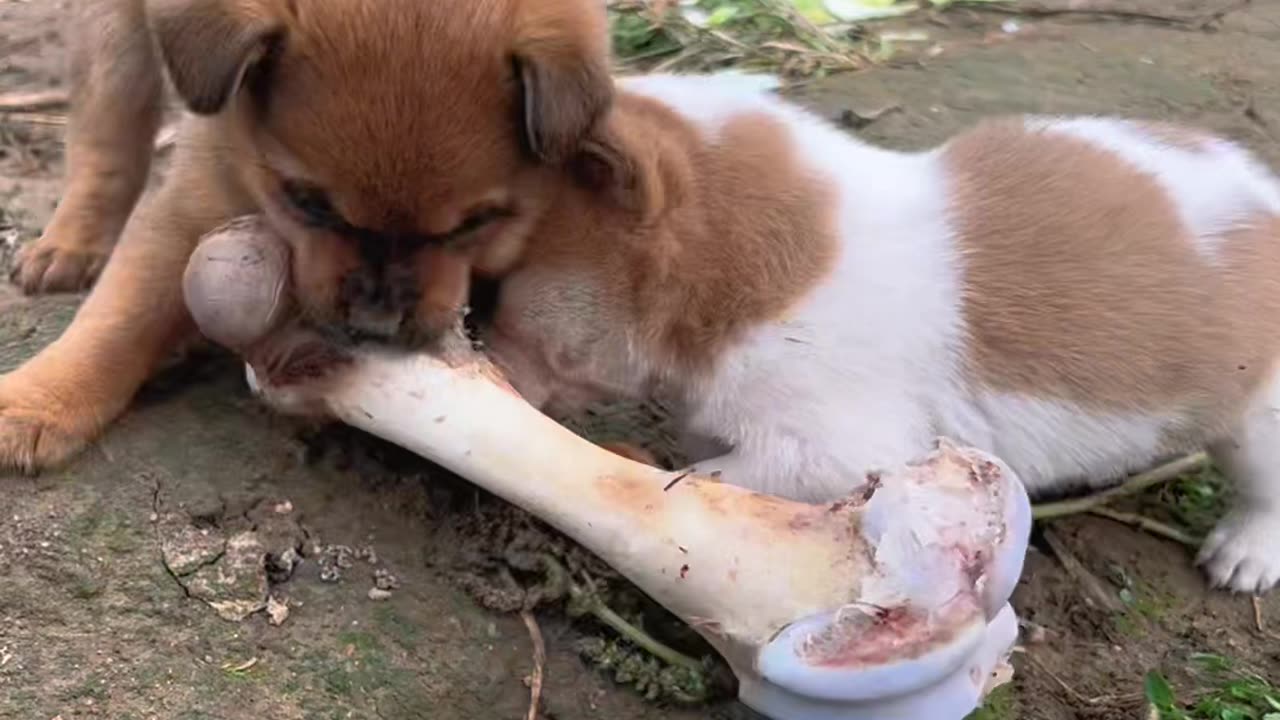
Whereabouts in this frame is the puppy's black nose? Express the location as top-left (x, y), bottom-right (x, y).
top-left (339, 267), bottom-right (419, 340)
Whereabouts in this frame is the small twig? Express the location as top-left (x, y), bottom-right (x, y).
top-left (1087, 508), bottom-right (1200, 547)
top-left (0, 88), bottom-right (67, 112)
top-left (571, 573), bottom-right (703, 672)
top-left (1242, 96), bottom-right (1278, 144)
top-left (0, 111), bottom-right (65, 127)
top-left (663, 472), bottom-right (689, 492)
top-left (1192, 0), bottom-right (1253, 31)
top-left (1041, 527), bottom-right (1125, 613)
top-left (1033, 453), bottom-right (1208, 520)
top-left (1024, 652), bottom-right (1118, 706)
top-left (0, 112), bottom-right (178, 152)
top-left (838, 103), bottom-right (903, 130)
top-left (953, 0), bottom-right (1249, 29)
top-left (1248, 595), bottom-right (1280, 640)
top-left (520, 610), bottom-right (546, 720)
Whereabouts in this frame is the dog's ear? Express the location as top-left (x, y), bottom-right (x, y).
top-left (513, 2), bottom-right (613, 164)
top-left (147, 0), bottom-right (282, 114)
top-left (570, 107), bottom-right (690, 225)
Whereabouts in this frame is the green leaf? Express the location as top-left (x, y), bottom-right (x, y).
top-left (706, 5), bottom-right (740, 27)
top-left (791, 0), bottom-right (837, 23)
top-left (824, 0), bottom-right (916, 21)
top-left (1145, 671), bottom-right (1177, 709)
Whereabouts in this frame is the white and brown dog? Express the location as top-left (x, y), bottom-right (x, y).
top-left (477, 73), bottom-right (1280, 595)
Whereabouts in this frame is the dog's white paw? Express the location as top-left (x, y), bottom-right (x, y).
top-left (1197, 507), bottom-right (1280, 594)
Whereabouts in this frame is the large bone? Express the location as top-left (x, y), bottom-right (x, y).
top-left (183, 217), bottom-right (1033, 720)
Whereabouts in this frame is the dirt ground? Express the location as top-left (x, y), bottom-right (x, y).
top-left (3, 1), bottom-right (1280, 719)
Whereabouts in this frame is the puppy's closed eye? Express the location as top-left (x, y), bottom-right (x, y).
top-left (278, 178), bottom-right (513, 252)
top-left (449, 205), bottom-right (515, 242)
top-left (281, 180), bottom-right (341, 229)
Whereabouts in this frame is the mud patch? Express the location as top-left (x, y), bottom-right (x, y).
top-left (154, 482), bottom-right (305, 622)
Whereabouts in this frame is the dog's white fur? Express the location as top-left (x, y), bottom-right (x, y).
top-left (552, 74), bottom-right (1280, 595)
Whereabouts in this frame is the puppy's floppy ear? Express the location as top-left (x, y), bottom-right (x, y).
top-left (146, 0), bottom-right (282, 114)
top-left (570, 107), bottom-right (690, 225)
top-left (513, 1), bottom-right (613, 164)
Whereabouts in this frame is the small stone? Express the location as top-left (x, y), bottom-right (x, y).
top-left (272, 500), bottom-right (293, 515)
top-left (1023, 622), bottom-right (1049, 645)
top-left (266, 596), bottom-right (290, 626)
top-left (328, 545), bottom-right (356, 569)
top-left (265, 546), bottom-right (301, 584)
top-left (373, 568), bottom-right (400, 591)
top-left (367, 587), bottom-right (393, 601)
top-left (319, 566), bottom-right (341, 583)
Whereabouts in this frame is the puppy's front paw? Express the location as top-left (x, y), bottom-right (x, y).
top-left (10, 230), bottom-right (111, 295)
top-left (1197, 508), bottom-right (1280, 594)
top-left (0, 386), bottom-right (97, 474)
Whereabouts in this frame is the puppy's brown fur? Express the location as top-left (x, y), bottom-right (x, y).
top-left (11, 0), bottom-right (164, 294)
top-left (481, 94), bottom-right (838, 412)
top-left (0, 0), bottom-right (617, 472)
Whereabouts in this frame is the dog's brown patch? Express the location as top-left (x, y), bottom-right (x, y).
top-left (519, 101), bottom-right (838, 365)
top-left (486, 100), bottom-right (840, 410)
top-left (652, 111), bottom-right (839, 368)
top-left (945, 119), bottom-right (1280, 423)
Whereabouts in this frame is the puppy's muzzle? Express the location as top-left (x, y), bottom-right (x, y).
top-left (339, 265), bottom-right (422, 342)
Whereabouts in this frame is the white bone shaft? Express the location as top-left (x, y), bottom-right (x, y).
top-left (314, 351), bottom-right (863, 650)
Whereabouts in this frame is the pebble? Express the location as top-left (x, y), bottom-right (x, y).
top-left (373, 568), bottom-right (400, 591)
top-left (266, 596), bottom-right (290, 626)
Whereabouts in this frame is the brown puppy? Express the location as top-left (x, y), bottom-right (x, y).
top-left (0, 0), bottom-right (616, 472)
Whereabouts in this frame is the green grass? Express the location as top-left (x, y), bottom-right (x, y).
top-left (967, 685), bottom-right (1017, 720)
top-left (371, 605), bottom-right (423, 653)
top-left (59, 675), bottom-right (109, 703)
top-left (1149, 464), bottom-right (1231, 538)
top-left (68, 504), bottom-right (143, 556)
top-left (1146, 655), bottom-right (1280, 720)
top-left (608, 0), bottom-right (869, 75)
top-left (285, 629), bottom-right (433, 717)
top-left (606, 0), bottom-right (1019, 74)
top-left (1108, 562), bottom-right (1177, 636)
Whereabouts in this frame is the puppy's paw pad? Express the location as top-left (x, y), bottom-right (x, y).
top-left (0, 409), bottom-right (89, 475)
top-left (10, 234), bottom-right (110, 295)
top-left (1197, 509), bottom-right (1280, 594)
